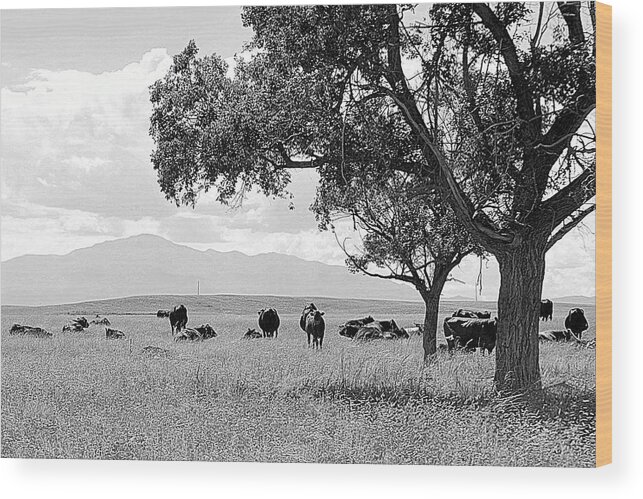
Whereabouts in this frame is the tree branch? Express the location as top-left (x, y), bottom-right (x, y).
top-left (532, 164), bottom-right (595, 230)
top-left (557, 2), bottom-right (586, 46)
top-left (546, 203), bottom-right (595, 251)
top-left (472, 3), bottom-right (536, 134)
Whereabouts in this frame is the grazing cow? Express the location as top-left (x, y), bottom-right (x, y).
top-left (91, 316), bottom-right (111, 326)
top-left (258, 308), bottom-right (280, 338)
top-left (338, 316), bottom-right (374, 338)
top-left (244, 328), bottom-right (263, 339)
top-left (300, 303), bottom-right (317, 332)
top-left (9, 324), bottom-right (52, 338)
top-left (353, 319), bottom-right (408, 341)
top-left (157, 310), bottom-right (170, 318)
top-left (539, 329), bottom-right (573, 342)
top-left (452, 309), bottom-right (492, 319)
top-left (169, 305), bottom-right (188, 335)
top-left (62, 317), bottom-right (89, 333)
top-left (105, 327), bottom-right (126, 340)
top-left (305, 309), bottom-right (325, 349)
top-left (540, 299), bottom-right (553, 321)
top-left (565, 308), bottom-right (589, 339)
top-left (443, 316), bottom-right (497, 353)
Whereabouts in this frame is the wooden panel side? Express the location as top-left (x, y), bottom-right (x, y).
top-left (596, 1), bottom-right (612, 468)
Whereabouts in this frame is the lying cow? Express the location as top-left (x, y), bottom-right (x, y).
top-left (198, 324), bottom-right (217, 340)
top-left (305, 309), bottom-right (325, 349)
top-left (443, 316), bottom-right (497, 353)
top-left (62, 317), bottom-right (89, 333)
top-left (258, 308), bottom-right (280, 338)
top-left (400, 325), bottom-right (423, 336)
top-left (105, 327), bottom-right (126, 340)
top-left (244, 328), bottom-right (263, 339)
top-left (174, 324), bottom-right (217, 342)
top-left (338, 316), bottom-right (374, 338)
top-left (9, 324), bottom-right (52, 338)
top-left (538, 329), bottom-right (588, 342)
top-left (91, 316), bottom-right (111, 326)
top-left (452, 309), bottom-right (492, 319)
top-left (353, 319), bottom-right (409, 341)
top-left (565, 308), bottom-right (589, 339)
top-left (540, 299), bottom-right (553, 321)
top-left (174, 328), bottom-right (201, 342)
top-left (169, 305), bottom-right (188, 335)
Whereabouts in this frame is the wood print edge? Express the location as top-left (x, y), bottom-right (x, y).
top-left (595, 1), bottom-right (612, 468)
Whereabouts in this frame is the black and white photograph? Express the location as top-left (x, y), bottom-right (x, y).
top-left (1, 1), bottom-right (602, 468)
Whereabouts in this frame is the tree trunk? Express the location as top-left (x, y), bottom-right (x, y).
top-left (422, 293), bottom-right (440, 360)
top-left (494, 238), bottom-right (547, 396)
top-left (420, 271), bottom-right (448, 361)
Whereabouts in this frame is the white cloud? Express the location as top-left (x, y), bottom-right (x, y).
top-left (1, 48), bottom-right (174, 217)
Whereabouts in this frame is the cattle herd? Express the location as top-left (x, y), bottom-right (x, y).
top-left (9, 315), bottom-right (124, 340)
top-left (8, 298), bottom-right (592, 353)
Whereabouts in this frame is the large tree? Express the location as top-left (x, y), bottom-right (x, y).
top-left (150, 3), bottom-right (596, 395)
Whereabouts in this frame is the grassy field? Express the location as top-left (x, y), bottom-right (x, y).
top-left (1, 294), bottom-right (595, 466)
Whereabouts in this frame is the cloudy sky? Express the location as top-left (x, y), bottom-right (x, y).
top-left (0, 6), bottom-right (595, 301)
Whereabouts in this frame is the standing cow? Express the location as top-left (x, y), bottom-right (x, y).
top-left (258, 308), bottom-right (280, 338)
top-left (300, 303), bottom-right (317, 332)
top-left (443, 316), bottom-right (497, 354)
top-left (540, 299), bottom-right (553, 321)
top-left (305, 309), bottom-right (325, 349)
top-left (169, 305), bottom-right (188, 336)
top-left (565, 308), bottom-right (589, 339)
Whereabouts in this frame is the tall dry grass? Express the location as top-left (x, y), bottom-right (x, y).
top-left (1, 301), bottom-right (596, 466)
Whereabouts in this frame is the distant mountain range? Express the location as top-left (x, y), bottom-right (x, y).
top-left (549, 295), bottom-right (595, 305)
top-left (1, 234), bottom-right (425, 306)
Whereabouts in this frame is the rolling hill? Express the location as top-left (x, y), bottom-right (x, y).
top-left (1, 234), bottom-right (422, 306)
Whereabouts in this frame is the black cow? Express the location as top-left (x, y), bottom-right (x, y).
top-left (169, 305), bottom-right (188, 335)
top-left (305, 309), bottom-right (325, 349)
top-left (443, 316), bottom-right (497, 353)
top-left (157, 310), bottom-right (170, 318)
top-left (540, 299), bottom-right (553, 321)
top-left (244, 328), bottom-right (263, 339)
top-left (353, 319), bottom-right (409, 341)
top-left (174, 324), bottom-right (217, 342)
top-left (400, 324), bottom-right (424, 337)
top-left (338, 316), bottom-right (374, 338)
top-left (539, 329), bottom-right (573, 342)
top-left (9, 324), bottom-right (52, 338)
top-left (565, 308), bottom-right (589, 339)
top-left (300, 303), bottom-right (317, 332)
top-left (62, 317), bottom-right (89, 333)
top-left (91, 316), bottom-right (111, 326)
top-left (195, 323), bottom-right (217, 340)
top-left (258, 308), bottom-right (280, 338)
top-left (452, 309), bottom-right (492, 319)
top-left (106, 327), bottom-right (126, 340)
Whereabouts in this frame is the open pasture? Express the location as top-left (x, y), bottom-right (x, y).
top-left (2, 295), bottom-right (595, 466)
